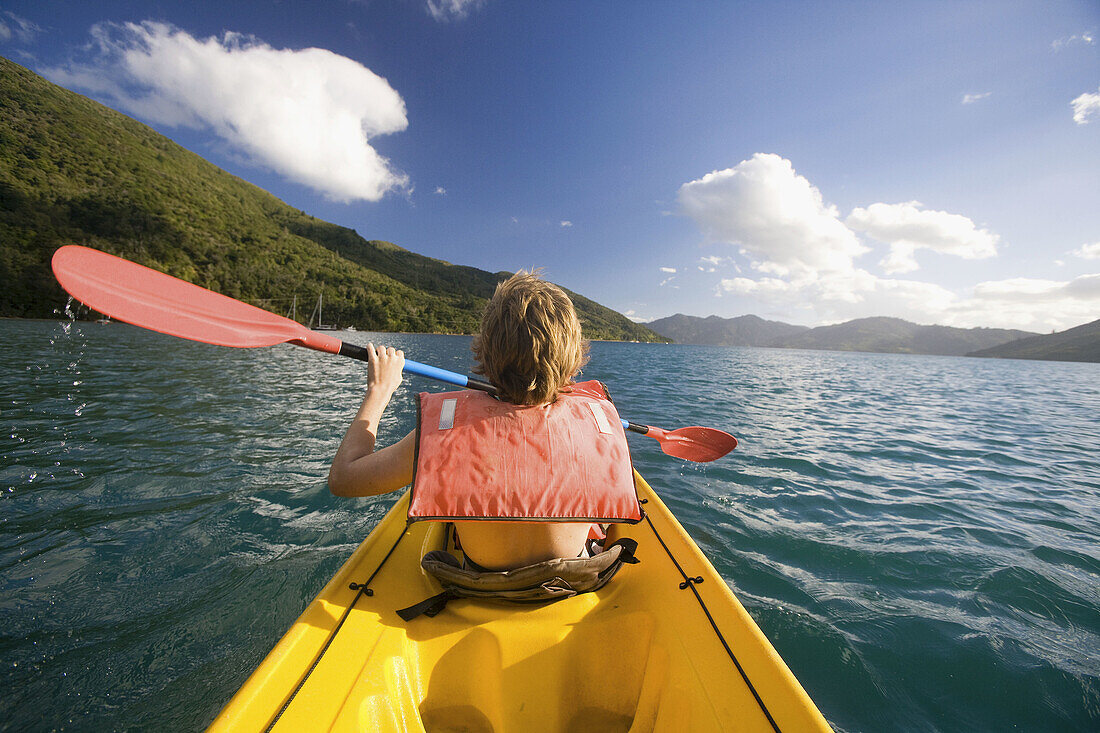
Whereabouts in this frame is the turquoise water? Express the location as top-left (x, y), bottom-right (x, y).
top-left (2, 318), bottom-right (1098, 731)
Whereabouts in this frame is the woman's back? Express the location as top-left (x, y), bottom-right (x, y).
top-left (453, 520), bottom-right (592, 571)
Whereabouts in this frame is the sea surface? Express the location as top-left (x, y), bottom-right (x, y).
top-left (2, 318), bottom-right (1098, 732)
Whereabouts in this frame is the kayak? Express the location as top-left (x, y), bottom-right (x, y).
top-left (207, 471), bottom-right (831, 732)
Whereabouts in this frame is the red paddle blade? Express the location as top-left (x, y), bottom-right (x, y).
top-left (647, 425), bottom-right (738, 462)
top-left (51, 245), bottom-right (342, 354)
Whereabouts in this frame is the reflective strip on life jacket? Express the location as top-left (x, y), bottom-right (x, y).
top-left (408, 380), bottom-right (642, 523)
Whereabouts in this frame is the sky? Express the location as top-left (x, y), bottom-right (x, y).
top-left (2, 0), bottom-right (1098, 332)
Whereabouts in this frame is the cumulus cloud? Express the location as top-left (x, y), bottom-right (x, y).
top-left (426, 0), bottom-right (487, 22)
top-left (1072, 87), bottom-right (1100, 124)
top-left (717, 269), bottom-right (1099, 331)
top-left (681, 153), bottom-right (1095, 330)
top-left (560, 220), bottom-right (573, 228)
top-left (955, 274), bottom-right (1100, 330)
top-left (677, 153), bottom-right (867, 279)
top-left (0, 11), bottom-right (41, 44)
top-left (45, 22), bottom-right (409, 202)
top-left (846, 201), bottom-right (999, 274)
top-left (1073, 242), bottom-right (1100, 259)
top-left (718, 271), bottom-right (956, 319)
top-left (434, 186), bottom-right (447, 196)
top-left (962, 92), bottom-right (991, 104)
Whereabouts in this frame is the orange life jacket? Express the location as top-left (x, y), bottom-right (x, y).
top-left (408, 380), bottom-right (642, 523)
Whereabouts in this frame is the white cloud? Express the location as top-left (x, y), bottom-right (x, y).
top-left (1073, 242), bottom-right (1100, 259)
top-left (678, 153), bottom-right (866, 279)
top-left (962, 92), bottom-right (991, 104)
top-left (0, 11), bottom-right (41, 44)
top-left (698, 254), bottom-right (734, 273)
top-left (1071, 87), bottom-right (1100, 124)
top-left (846, 201), bottom-right (999, 274)
top-left (718, 269), bottom-right (1099, 331)
top-left (659, 267), bottom-right (676, 273)
top-left (953, 274), bottom-right (1100, 330)
top-left (46, 22), bottom-right (409, 202)
top-left (1052, 32), bottom-right (1095, 51)
top-left (426, 0), bottom-right (486, 22)
top-left (682, 153), bottom-right (1095, 331)
top-left (434, 186), bottom-right (447, 196)
top-left (560, 220), bottom-right (573, 227)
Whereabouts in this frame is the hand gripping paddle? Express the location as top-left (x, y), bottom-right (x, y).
top-left (51, 245), bottom-right (737, 462)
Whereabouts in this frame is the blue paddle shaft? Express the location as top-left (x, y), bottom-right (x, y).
top-left (402, 358), bottom-right (468, 387)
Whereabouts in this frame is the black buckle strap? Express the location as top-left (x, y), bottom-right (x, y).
top-left (396, 590), bottom-right (456, 621)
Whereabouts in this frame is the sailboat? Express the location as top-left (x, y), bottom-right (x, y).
top-left (307, 290), bottom-right (339, 331)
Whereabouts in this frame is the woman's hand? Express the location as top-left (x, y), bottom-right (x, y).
top-left (367, 343), bottom-right (405, 396)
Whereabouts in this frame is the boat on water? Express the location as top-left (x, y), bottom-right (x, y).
top-left (206, 471), bottom-right (830, 732)
top-left (308, 291), bottom-right (340, 331)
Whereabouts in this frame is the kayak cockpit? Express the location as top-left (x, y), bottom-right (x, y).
top-left (207, 474), bottom-right (830, 732)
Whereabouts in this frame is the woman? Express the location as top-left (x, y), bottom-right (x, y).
top-left (328, 271), bottom-right (602, 570)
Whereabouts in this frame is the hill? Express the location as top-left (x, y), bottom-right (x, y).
top-left (968, 318), bottom-right (1100, 363)
top-left (772, 317), bottom-right (1037, 356)
top-left (0, 57), bottom-right (662, 342)
top-left (644, 313), bottom-right (1037, 356)
top-left (647, 313), bottom-right (808, 346)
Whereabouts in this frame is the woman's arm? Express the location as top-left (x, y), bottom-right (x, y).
top-left (328, 344), bottom-right (416, 497)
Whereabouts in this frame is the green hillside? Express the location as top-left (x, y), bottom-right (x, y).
top-left (647, 313), bottom-right (809, 346)
top-left (0, 57), bottom-right (663, 341)
top-left (771, 317), bottom-right (1035, 356)
top-left (968, 318), bottom-right (1100, 363)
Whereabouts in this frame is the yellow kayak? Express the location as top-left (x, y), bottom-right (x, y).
top-left (207, 472), bottom-right (831, 732)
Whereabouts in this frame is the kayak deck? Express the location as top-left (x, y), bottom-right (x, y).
top-left (208, 472), bottom-right (830, 732)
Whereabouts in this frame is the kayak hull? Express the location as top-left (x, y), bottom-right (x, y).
top-left (207, 472), bottom-right (830, 732)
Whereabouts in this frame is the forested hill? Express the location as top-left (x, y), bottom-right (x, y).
top-left (647, 313), bottom-right (1037, 356)
top-left (772, 317), bottom-right (1036, 356)
top-left (968, 318), bottom-right (1100, 363)
top-left (0, 57), bottom-right (663, 342)
top-left (647, 313), bottom-right (809, 346)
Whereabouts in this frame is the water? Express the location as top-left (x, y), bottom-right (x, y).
top-left (2, 319), bottom-right (1098, 731)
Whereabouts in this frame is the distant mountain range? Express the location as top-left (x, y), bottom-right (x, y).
top-left (644, 314), bottom-right (809, 346)
top-left (774, 317), bottom-right (1037, 356)
top-left (968, 318), bottom-right (1100, 363)
top-left (648, 313), bottom-right (1061, 358)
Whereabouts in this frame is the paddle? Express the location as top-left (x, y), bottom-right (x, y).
top-left (51, 245), bottom-right (737, 462)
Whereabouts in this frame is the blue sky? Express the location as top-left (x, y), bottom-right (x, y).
top-left (2, 0), bottom-right (1098, 331)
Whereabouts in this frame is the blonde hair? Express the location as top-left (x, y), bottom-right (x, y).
top-left (472, 270), bottom-right (589, 405)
